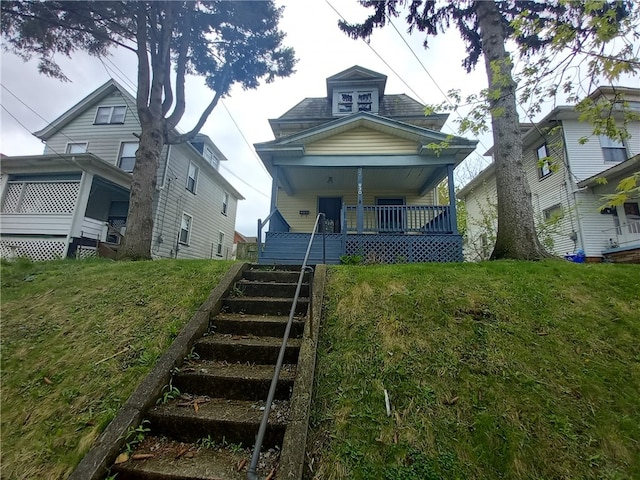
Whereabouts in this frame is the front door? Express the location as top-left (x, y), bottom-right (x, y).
top-left (377, 198), bottom-right (405, 233)
top-left (318, 197), bottom-right (342, 233)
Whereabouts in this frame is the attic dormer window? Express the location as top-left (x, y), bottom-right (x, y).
top-left (333, 89), bottom-right (378, 115)
top-left (203, 145), bottom-right (219, 169)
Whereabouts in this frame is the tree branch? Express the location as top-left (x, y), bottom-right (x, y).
top-left (165, 5), bottom-right (193, 128)
top-left (135, 2), bottom-right (151, 119)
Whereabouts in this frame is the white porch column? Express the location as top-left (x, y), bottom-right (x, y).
top-left (67, 172), bottom-right (94, 244)
top-left (357, 167), bottom-right (364, 234)
top-left (447, 164), bottom-right (458, 235)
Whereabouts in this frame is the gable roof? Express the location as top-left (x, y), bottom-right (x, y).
top-left (256, 111), bottom-right (476, 167)
top-left (34, 79), bottom-right (132, 141)
top-left (326, 65), bottom-right (388, 99)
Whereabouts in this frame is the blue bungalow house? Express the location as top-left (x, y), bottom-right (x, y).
top-left (253, 65), bottom-right (477, 264)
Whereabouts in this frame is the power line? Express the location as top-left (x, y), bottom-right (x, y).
top-left (219, 163), bottom-right (270, 199)
top-left (220, 99), bottom-right (271, 178)
top-left (324, 0), bottom-right (426, 104)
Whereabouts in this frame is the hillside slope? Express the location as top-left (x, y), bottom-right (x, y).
top-left (308, 261), bottom-right (640, 480)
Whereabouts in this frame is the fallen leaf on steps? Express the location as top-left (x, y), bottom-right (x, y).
top-left (114, 453), bottom-right (129, 464)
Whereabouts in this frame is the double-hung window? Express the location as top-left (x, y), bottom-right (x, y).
top-left (599, 135), bottom-right (627, 162)
top-left (203, 146), bottom-right (219, 169)
top-left (217, 231), bottom-right (225, 257)
top-left (222, 191), bottom-right (229, 215)
top-left (186, 162), bottom-right (198, 193)
top-left (66, 143), bottom-right (88, 154)
top-left (95, 106), bottom-right (126, 124)
top-left (118, 142), bottom-right (138, 172)
top-left (179, 213), bottom-right (192, 245)
top-left (536, 144), bottom-right (552, 179)
top-left (543, 204), bottom-right (563, 222)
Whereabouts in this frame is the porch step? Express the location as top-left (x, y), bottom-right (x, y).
top-left (112, 436), bottom-right (280, 480)
top-left (211, 313), bottom-right (305, 338)
top-left (223, 296), bottom-right (309, 316)
top-left (147, 397), bottom-right (289, 447)
top-left (193, 334), bottom-right (302, 364)
top-left (243, 269), bottom-right (308, 283)
top-left (235, 279), bottom-right (308, 298)
top-left (173, 360), bottom-right (296, 401)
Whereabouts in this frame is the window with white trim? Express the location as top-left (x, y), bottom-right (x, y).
top-left (95, 105), bottom-right (127, 124)
top-left (332, 89), bottom-right (378, 115)
top-left (536, 144), bottom-right (552, 179)
top-left (543, 204), bottom-right (563, 222)
top-left (599, 135), bottom-right (627, 162)
top-left (186, 161), bottom-right (198, 193)
top-left (118, 142), bottom-right (138, 172)
top-left (217, 231), bottom-right (225, 257)
top-left (179, 213), bottom-right (192, 245)
top-left (222, 191), bottom-right (229, 215)
top-left (66, 142), bottom-right (88, 153)
top-left (203, 145), bottom-right (220, 169)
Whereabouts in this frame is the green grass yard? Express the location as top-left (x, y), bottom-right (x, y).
top-left (1, 258), bottom-right (638, 479)
top-left (0, 257), bottom-right (234, 480)
top-left (307, 261), bottom-right (640, 479)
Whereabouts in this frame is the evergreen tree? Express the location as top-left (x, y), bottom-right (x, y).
top-left (340, 0), bottom-right (638, 260)
top-left (1, 1), bottom-right (296, 259)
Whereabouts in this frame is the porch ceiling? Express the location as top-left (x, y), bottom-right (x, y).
top-left (279, 165), bottom-right (446, 194)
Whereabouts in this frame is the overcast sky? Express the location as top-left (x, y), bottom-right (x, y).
top-left (1, 1), bottom-right (633, 236)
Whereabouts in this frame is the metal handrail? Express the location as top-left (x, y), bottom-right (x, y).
top-left (247, 213), bottom-right (325, 480)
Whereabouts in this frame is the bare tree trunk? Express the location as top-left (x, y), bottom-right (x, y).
top-left (475, 0), bottom-right (550, 260)
top-left (117, 122), bottom-right (163, 260)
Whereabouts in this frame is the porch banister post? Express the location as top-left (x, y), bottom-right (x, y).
top-left (447, 164), bottom-right (458, 235)
top-left (270, 166), bottom-right (279, 213)
top-left (357, 167), bottom-right (364, 234)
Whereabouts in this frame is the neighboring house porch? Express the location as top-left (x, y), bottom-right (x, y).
top-left (0, 154), bottom-right (131, 260)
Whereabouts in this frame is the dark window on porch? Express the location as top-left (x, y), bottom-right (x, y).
top-left (318, 197), bottom-right (342, 233)
top-left (376, 198), bottom-right (405, 233)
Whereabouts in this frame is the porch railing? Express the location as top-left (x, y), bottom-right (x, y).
top-left (602, 220), bottom-right (640, 249)
top-left (342, 205), bottom-right (453, 234)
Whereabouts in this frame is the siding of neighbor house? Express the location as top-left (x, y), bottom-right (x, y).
top-left (523, 129), bottom-right (577, 256)
top-left (305, 127), bottom-right (418, 155)
top-left (40, 87), bottom-right (239, 260)
top-left (562, 119), bottom-right (640, 181)
top-left (463, 114), bottom-right (640, 260)
top-left (151, 143), bottom-right (238, 259)
top-left (463, 175), bottom-right (497, 261)
top-left (277, 189), bottom-right (436, 232)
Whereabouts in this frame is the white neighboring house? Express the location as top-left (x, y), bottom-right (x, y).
top-left (0, 79), bottom-right (243, 261)
top-left (459, 86), bottom-right (640, 263)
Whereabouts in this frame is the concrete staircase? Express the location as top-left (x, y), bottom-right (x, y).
top-left (111, 265), bottom-right (311, 480)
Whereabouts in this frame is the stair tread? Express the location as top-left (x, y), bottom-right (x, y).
top-left (113, 436), bottom-right (279, 480)
top-left (225, 296), bottom-right (308, 302)
top-left (213, 312), bottom-right (305, 323)
top-left (149, 397), bottom-right (290, 426)
top-left (177, 360), bottom-right (296, 380)
top-left (197, 335), bottom-right (302, 348)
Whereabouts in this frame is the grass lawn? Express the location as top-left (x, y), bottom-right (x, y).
top-left (308, 261), bottom-right (640, 480)
top-left (0, 257), bottom-right (234, 480)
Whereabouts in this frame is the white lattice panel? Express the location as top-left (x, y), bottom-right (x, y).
top-left (76, 246), bottom-right (97, 259)
top-left (2, 184), bottom-right (23, 213)
top-left (0, 239), bottom-right (66, 261)
top-left (19, 182), bottom-right (79, 213)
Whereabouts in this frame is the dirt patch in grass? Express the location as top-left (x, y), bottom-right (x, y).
top-left (307, 261), bottom-right (640, 480)
top-left (0, 257), bottom-right (234, 480)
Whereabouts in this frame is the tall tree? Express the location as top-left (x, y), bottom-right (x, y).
top-left (339, 0), bottom-right (638, 260)
top-left (1, 1), bottom-right (295, 260)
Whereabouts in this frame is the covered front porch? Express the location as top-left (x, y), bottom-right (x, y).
top-left (0, 154), bottom-right (131, 261)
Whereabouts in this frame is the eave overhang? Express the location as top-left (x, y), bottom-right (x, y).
top-left (0, 153), bottom-right (133, 189)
